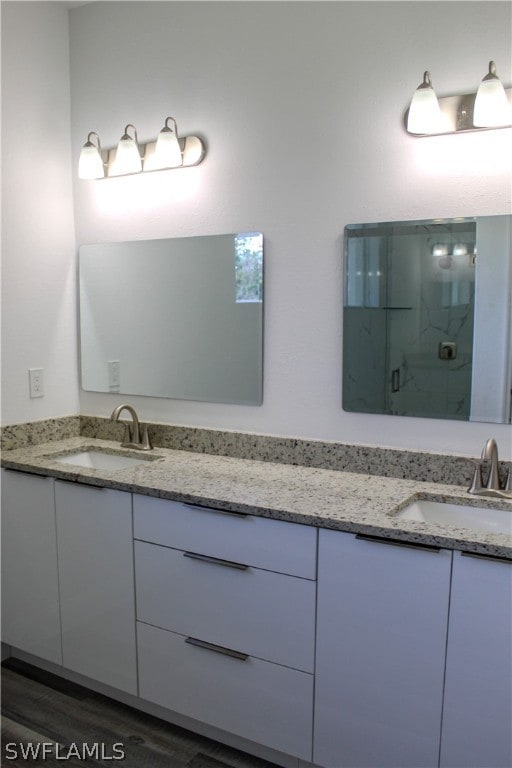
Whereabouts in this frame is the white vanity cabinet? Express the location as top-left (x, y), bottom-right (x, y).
top-left (4, 463), bottom-right (511, 768)
top-left (54, 481), bottom-right (137, 694)
top-left (1, 469), bottom-right (62, 664)
top-left (314, 529), bottom-right (452, 768)
top-left (440, 550), bottom-right (512, 768)
top-left (133, 495), bottom-right (317, 760)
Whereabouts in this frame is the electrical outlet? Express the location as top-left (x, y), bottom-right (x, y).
top-left (29, 368), bottom-right (44, 398)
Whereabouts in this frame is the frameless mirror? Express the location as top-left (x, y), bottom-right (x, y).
top-left (343, 215), bottom-right (511, 423)
top-left (79, 232), bottom-right (263, 405)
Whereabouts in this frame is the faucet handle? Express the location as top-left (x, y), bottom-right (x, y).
top-left (468, 461), bottom-right (484, 495)
top-left (122, 423), bottom-right (132, 444)
top-left (505, 465), bottom-right (512, 492)
top-left (140, 424), bottom-right (153, 451)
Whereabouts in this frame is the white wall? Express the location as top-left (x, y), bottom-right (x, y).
top-left (3, 2), bottom-right (511, 459)
top-left (69, 1), bottom-right (512, 458)
top-left (1, 1), bottom-right (79, 424)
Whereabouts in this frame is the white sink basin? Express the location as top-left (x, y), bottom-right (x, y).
top-left (53, 450), bottom-right (149, 471)
top-left (397, 499), bottom-right (512, 536)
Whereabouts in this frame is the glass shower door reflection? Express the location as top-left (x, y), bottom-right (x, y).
top-left (343, 220), bottom-right (476, 420)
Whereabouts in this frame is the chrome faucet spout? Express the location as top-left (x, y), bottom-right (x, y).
top-left (468, 437), bottom-right (512, 499)
top-left (110, 403), bottom-right (152, 451)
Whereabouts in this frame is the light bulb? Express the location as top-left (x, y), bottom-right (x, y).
top-left (473, 62), bottom-right (512, 128)
top-left (108, 124), bottom-right (142, 176)
top-left (78, 132), bottom-right (104, 179)
top-left (145, 116), bottom-right (182, 171)
top-left (407, 72), bottom-right (449, 135)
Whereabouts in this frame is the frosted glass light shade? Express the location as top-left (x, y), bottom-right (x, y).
top-left (109, 125), bottom-right (142, 176)
top-left (78, 144), bottom-right (104, 179)
top-left (452, 243), bottom-right (468, 257)
top-left (149, 117), bottom-right (183, 170)
top-left (78, 132), bottom-right (104, 179)
top-left (432, 244), bottom-right (449, 258)
top-left (78, 118), bottom-right (206, 179)
top-left (407, 72), bottom-right (446, 134)
top-left (474, 62), bottom-right (512, 127)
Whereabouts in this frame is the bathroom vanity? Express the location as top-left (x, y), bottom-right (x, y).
top-left (1, 439), bottom-right (511, 768)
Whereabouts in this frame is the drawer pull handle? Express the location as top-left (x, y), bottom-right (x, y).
top-left (185, 636), bottom-right (249, 661)
top-left (461, 550), bottom-right (511, 565)
top-left (57, 480), bottom-right (106, 490)
top-left (355, 533), bottom-right (441, 552)
top-left (183, 502), bottom-right (248, 518)
top-left (183, 551), bottom-right (249, 571)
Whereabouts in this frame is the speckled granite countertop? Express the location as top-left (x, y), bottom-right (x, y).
top-left (2, 437), bottom-right (511, 559)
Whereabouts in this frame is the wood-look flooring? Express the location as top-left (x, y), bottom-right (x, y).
top-left (1, 658), bottom-right (282, 768)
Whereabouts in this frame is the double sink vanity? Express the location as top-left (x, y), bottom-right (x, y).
top-left (1, 419), bottom-right (511, 768)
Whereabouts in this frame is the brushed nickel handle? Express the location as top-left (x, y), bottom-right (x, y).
top-left (57, 479), bottom-right (105, 490)
top-left (185, 636), bottom-right (248, 661)
top-left (355, 533), bottom-right (441, 552)
top-left (183, 551), bottom-right (249, 571)
top-left (461, 550), bottom-right (511, 565)
top-left (183, 502), bottom-right (248, 518)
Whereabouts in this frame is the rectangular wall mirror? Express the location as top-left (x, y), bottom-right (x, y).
top-left (79, 232), bottom-right (264, 405)
top-left (343, 215), bottom-right (511, 423)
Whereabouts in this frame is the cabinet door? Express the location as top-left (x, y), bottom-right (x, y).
top-left (314, 529), bottom-right (452, 768)
top-left (55, 481), bottom-right (137, 694)
top-left (440, 551), bottom-right (512, 768)
top-left (1, 470), bottom-right (62, 664)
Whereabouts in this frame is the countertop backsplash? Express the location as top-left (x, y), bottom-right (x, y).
top-left (0, 416), bottom-right (80, 452)
top-left (1, 414), bottom-right (509, 488)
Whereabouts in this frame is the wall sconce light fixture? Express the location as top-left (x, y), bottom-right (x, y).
top-left (473, 61), bottom-right (512, 127)
top-left (78, 132), bottom-right (104, 179)
top-left (145, 116), bottom-right (183, 171)
top-left (78, 116), bottom-right (206, 179)
top-left (405, 61), bottom-right (512, 136)
top-left (406, 72), bottom-right (449, 135)
top-left (109, 124), bottom-right (142, 176)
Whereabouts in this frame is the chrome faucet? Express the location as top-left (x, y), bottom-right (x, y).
top-left (110, 404), bottom-right (153, 451)
top-left (468, 437), bottom-right (512, 499)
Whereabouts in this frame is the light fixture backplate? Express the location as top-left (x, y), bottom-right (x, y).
top-left (404, 87), bottom-right (512, 136)
top-left (101, 135), bottom-right (206, 177)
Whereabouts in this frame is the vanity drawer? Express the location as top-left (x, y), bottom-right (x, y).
top-left (137, 621), bottom-right (313, 761)
top-left (133, 494), bottom-right (317, 579)
top-left (135, 540), bottom-right (315, 672)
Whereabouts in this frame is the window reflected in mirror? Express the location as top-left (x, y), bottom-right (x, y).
top-left (79, 232), bottom-right (263, 405)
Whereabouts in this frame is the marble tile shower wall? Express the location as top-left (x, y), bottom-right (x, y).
top-left (344, 287), bottom-right (474, 420)
top-left (403, 279), bottom-right (474, 420)
top-left (0, 414), bottom-right (495, 487)
top-left (343, 307), bottom-right (387, 414)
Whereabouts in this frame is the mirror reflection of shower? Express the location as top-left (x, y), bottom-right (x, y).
top-left (343, 215), bottom-right (511, 423)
